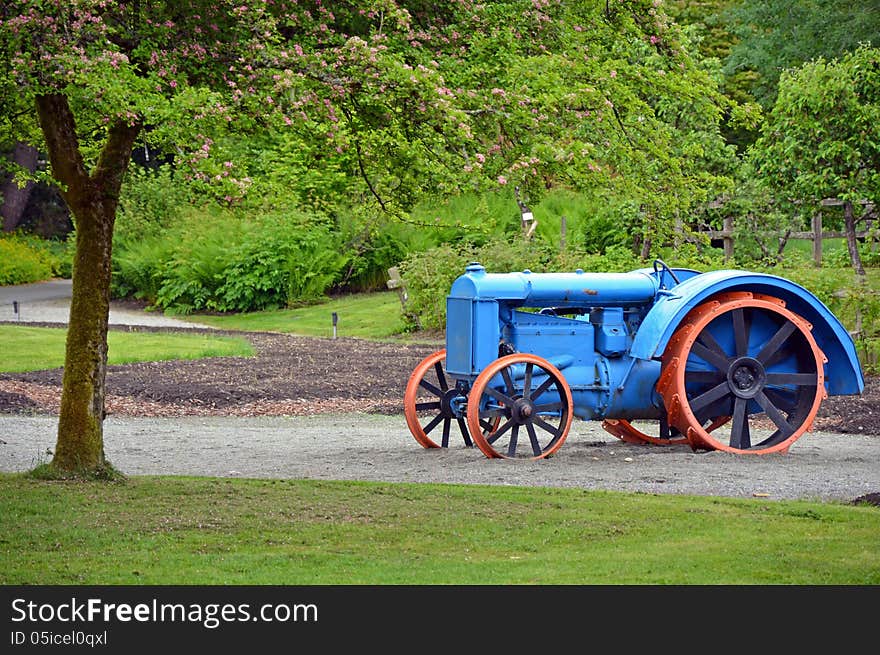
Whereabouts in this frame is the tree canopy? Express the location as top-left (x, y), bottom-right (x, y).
top-left (749, 44), bottom-right (880, 274)
top-left (723, 0), bottom-right (880, 109)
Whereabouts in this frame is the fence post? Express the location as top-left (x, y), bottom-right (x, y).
top-left (723, 216), bottom-right (734, 262)
top-left (812, 212), bottom-right (823, 267)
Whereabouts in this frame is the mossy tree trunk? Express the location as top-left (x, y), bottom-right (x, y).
top-left (35, 94), bottom-right (141, 474)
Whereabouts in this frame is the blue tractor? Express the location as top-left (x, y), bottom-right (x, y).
top-left (404, 261), bottom-right (864, 459)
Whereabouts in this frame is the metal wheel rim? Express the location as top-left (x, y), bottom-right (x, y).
top-left (467, 353), bottom-right (573, 460)
top-left (658, 292), bottom-right (827, 454)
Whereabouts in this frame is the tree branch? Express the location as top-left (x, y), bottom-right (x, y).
top-left (35, 94), bottom-right (89, 193)
top-left (92, 118), bottom-right (142, 214)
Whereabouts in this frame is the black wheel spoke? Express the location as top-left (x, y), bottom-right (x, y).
top-left (691, 340), bottom-right (730, 371)
top-left (531, 375), bottom-right (555, 400)
top-left (457, 418), bottom-right (473, 447)
top-left (423, 414), bottom-right (444, 435)
top-left (487, 419), bottom-right (514, 444)
top-left (729, 397), bottom-right (751, 449)
top-left (534, 401), bottom-right (563, 413)
top-left (694, 402), bottom-right (731, 428)
top-left (765, 372), bottom-right (817, 386)
top-left (756, 390), bottom-right (795, 437)
top-left (660, 414), bottom-right (670, 440)
top-left (480, 406), bottom-right (508, 418)
top-left (507, 425), bottom-right (519, 457)
top-left (523, 363), bottom-right (534, 400)
top-left (699, 328), bottom-right (730, 358)
top-left (486, 386), bottom-right (516, 406)
top-left (419, 379), bottom-right (443, 397)
top-left (434, 362), bottom-right (448, 391)
top-left (763, 347), bottom-right (794, 369)
top-left (764, 387), bottom-right (798, 412)
top-left (415, 401), bottom-right (441, 411)
top-left (441, 418), bottom-right (451, 447)
top-left (526, 422), bottom-right (543, 456)
top-left (501, 366), bottom-right (515, 395)
top-left (479, 418), bottom-right (496, 433)
top-left (684, 369), bottom-right (726, 384)
top-left (756, 321), bottom-right (797, 364)
top-left (732, 308), bottom-right (750, 357)
top-left (689, 381), bottom-right (731, 413)
top-left (533, 415), bottom-right (562, 436)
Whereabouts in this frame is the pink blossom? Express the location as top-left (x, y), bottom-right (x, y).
top-left (497, 175), bottom-right (508, 185)
top-left (610, 70), bottom-right (617, 78)
top-left (650, 35), bottom-right (659, 44)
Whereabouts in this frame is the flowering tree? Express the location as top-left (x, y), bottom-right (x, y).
top-left (0, 0), bottom-right (734, 476)
top-left (0, 0), bottom-right (464, 476)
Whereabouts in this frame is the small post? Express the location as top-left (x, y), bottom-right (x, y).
top-left (331, 312), bottom-right (338, 339)
top-left (723, 215), bottom-right (734, 262)
top-left (812, 211), bottom-right (823, 267)
top-left (12, 300), bottom-right (19, 321)
top-left (515, 186), bottom-right (537, 240)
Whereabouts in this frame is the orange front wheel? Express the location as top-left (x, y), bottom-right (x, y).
top-left (467, 353), bottom-right (573, 459)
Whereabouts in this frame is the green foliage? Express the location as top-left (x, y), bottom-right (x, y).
top-left (112, 207), bottom-right (346, 313)
top-left (0, 233), bottom-right (65, 284)
top-left (722, 0), bottom-right (880, 109)
top-left (749, 45), bottom-right (880, 210)
top-left (399, 236), bottom-right (552, 331)
top-left (115, 164), bottom-right (193, 246)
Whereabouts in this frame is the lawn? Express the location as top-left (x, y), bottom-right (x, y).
top-left (1, 474), bottom-right (877, 585)
top-left (183, 291), bottom-right (408, 340)
top-left (0, 325), bottom-right (254, 373)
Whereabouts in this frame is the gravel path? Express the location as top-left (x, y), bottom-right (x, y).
top-left (2, 413), bottom-right (878, 503)
top-left (0, 279), bottom-right (214, 328)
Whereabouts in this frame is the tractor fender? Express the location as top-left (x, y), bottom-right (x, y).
top-left (629, 269), bottom-right (864, 396)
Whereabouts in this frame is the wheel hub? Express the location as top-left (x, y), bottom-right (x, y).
top-left (511, 398), bottom-right (535, 424)
top-left (727, 356), bottom-right (766, 399)
top-left (440, 388), bottom-right (465, 418)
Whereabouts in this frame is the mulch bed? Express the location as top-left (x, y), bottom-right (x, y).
top-left (0, 328), bottom-right (877, 434)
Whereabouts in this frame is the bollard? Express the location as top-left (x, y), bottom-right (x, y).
top-left (331, 312), bottom-right (338, 339)
top-left (12, 300), bottom-right (20, 320)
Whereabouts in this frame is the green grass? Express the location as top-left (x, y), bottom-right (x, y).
top-left (1, 474), bottom-right (877, 584)
top-left (0, 325), bottom-right (255, 373)
top-left (184, 291), bottom-right (408, 340)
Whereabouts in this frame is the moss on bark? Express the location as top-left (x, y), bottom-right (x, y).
top-left (35, 93), bottom-right (141, 475)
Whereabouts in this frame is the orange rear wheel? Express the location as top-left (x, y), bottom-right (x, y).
top-left (657, 292), bottom-right (826, 454)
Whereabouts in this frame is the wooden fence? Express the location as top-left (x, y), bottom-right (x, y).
top-left (702, 199), bottom-right (876, 265)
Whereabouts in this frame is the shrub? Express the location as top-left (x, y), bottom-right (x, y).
top-left (111, 206), bottom-right (346, 313)
top-left (0, 234), bottom-right (56, 285)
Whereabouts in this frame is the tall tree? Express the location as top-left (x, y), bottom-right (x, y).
top-left (749, 45), bottom-right (880, 276)
top-left (1, 141), bottom-right (39, 232)
top-left (723, 0), bottom-right (880, 109)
